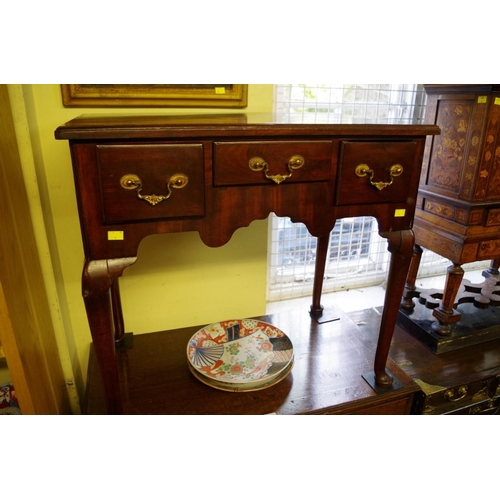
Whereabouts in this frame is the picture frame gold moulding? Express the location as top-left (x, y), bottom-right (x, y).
top-left (61, 84), bottom-right (248, 108)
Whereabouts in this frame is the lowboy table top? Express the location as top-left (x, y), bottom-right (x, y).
top-left (55, 112), bottom-right (438, 139)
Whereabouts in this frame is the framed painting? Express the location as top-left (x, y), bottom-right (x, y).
top-left (61, 84), bottom-right (248, 108)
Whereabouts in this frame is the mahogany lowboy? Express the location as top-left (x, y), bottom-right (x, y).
top-left (55, 113), bottom-right (439, 414)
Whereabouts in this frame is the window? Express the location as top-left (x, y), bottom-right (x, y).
top-left (274, 84), bottom-right (426, 124)
top-left (268, 215), bottom-right (389, 301)
top-left (267, 84), bottom-right (486, 302)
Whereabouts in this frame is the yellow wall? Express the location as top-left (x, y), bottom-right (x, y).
top-left (9, 84), bottom-right (274, 410)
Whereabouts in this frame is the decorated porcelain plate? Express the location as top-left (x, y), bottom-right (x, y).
top-left (187, 319), bottom-right (294, 392)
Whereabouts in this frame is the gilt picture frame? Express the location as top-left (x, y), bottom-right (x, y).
top-left (61, 84), bottom-right (248, 108)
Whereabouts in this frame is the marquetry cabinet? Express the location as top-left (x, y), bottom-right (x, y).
top-left (402, 84), bottom-right (500, 338)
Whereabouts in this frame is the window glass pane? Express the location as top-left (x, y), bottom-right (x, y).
top-left (267, 84), bottom-right (486, 303)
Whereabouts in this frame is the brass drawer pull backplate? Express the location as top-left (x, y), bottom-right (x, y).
top-left (355, 163), bottom-right (403, 191)
top-left (248, 155), bottom-right (305, 184)
top-left (120, 173), bottom-right (189, 206)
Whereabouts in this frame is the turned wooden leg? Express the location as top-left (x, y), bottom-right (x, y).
top-left (483, 258), bottom-right (500, 278)
top-left (310, 234), bottom-right (330, 317)
top-left (374, 229), bottom-right (415, 387)
top-left (431, 262), bottom-right (464, 336)
top-left (401, 244), bottom-right (423, 310)
top-left (83, 258), bottom-right (136, 415)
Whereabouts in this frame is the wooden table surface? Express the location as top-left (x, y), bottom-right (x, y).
top-left (84, 306), bottom-right (419, 415)
top-left (351, 307), bottom-right (500, 385)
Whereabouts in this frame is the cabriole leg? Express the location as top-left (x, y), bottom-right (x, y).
top-left (371, 229), bottom-right (415, 388)
top-left (83, 258), bottom-right (136, 414)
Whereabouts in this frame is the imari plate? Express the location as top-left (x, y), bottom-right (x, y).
top-left (187, 319), bottom-right (294, 392)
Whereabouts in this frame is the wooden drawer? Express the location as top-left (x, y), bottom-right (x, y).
top-left (447, 397), bottom-right (500, 414)
top-left (447, 370), bottom-right (500, 414)
top-left (477, 239), bottom-right (500, 259)
top-left (336, 141), bottom-right (418, 205)
top-left (96, 144), bottom-right (205, 224)
top-left (414, 375), bottom-right (498, 415)
top-left (213, 141), bottom-right (333, 186)
top-left (349, 397), bottom-right (413, 415)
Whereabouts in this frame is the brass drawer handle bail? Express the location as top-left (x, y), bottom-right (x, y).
top-left (248, 155), bottom-right (305, 185)
top-left (355, 163), bottom-right (403, 191)
top-left (119, 173), bottom-right (188, 206)
top-left (444, 385), bottom-right (468, 402)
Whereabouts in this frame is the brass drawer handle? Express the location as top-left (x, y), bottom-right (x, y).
top-left (444, 385), bottom-right (468, 402)
top-left (119, 173), bottom-right (188, 206)
top-left (248, 155), bottom-right (305, 184)
top-left (470, 401), bottom-right (500, 415)
top-left (355, 163), bottom-right (403, 191)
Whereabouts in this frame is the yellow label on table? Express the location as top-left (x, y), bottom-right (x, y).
top-left (108, 231), bottom-right (124, 240)
top-left (478, 96), bottom-right (488, 104)
top-left (394, 209), bottom-right (406, 217)
top-left (495, 97), bottom-right (500, 105)
top-left (215, 87), bottom-right (226, 94)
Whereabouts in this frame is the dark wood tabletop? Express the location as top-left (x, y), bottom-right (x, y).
top-left (85, 305), bottom-right (420, 415)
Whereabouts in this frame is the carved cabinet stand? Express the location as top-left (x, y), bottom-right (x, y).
top-left (401, 85), bottom-right (500, 345)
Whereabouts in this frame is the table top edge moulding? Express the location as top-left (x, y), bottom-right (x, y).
top-left (54, 113), bottom-right (439, 140)
top-left (55, 113), bottom-right (439, 414)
